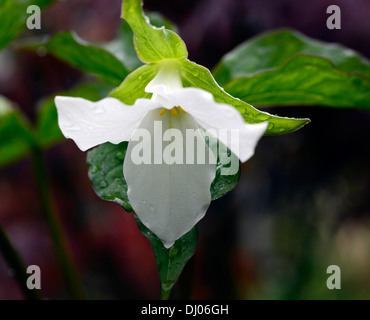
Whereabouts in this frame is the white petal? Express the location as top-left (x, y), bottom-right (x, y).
top-left (123, 109), bottom-right (216, 248)
top-left (165, 88), bottom-right (268, 162)
top-left (55, 96), bottom-right (160, 151)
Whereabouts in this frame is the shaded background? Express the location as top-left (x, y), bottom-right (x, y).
top-left (1, 0), bottom-right (369, 299)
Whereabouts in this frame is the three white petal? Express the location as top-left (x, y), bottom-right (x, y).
top-left (55, 77), bottom-right (267, 248)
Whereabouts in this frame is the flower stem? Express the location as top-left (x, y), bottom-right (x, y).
top-left (160, 286), bottom-right (172, 300)
top-left (31, 146), bottom-right (85, 300)
top-left (0, 225), bottom-right (41, 300)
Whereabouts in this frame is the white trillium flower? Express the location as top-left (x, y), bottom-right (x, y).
top-left (55, 60), bottom-right (268, 248)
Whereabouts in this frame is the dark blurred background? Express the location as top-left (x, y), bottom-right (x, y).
top-left (0, 0), bottom-right (369, 299)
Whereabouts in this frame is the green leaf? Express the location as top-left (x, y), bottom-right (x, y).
top-left (224, 55), bottom-right (370, 108)
top-left (180, 59), bottom-right (310, 135)
top-left (211, 163), bottom-right (240, 200)
top-left (86, 140), bottom-right (239, 297)
top-left (134, 215), bottom-right (197, 299)
top-left (36, 82), bottom-right (112, 148)
top-left (0, 96), bottom-right (33, 167)
top-left (29, 32), bottom-right (129, 86)
top-left (105, 12), bottom-right (179, 71)
top-left (87, 141), bottom-right (198, 299)
top-left (87, 142), bottom-right (133, 212)
top-left (213, 28), bottom-right (370, 86)
top-left (121, 0), bottom-right (187, 63)
top-left (206, 136), bottom-right (241, 201)
top-left (109, 64), bottom-right (156, 104)
top-left (0, 0), bottom-right (54, 50)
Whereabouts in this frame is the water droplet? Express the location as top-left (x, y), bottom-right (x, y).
top-left (142, 200), bottom-right (147, 205)
top-left (116, 151), bottom-right (125, 161)
top-left (149, 204), bottom-right (154, 212)
top-left (90, 165), bottom-right (98, 174)
top-left (154, 195), bottom-right (159, 199)
top-left (244, 111), bottom-right (253, 118)
top-left (92, 106), bottom-right (103, 114)
top-left (256, 114), bottom-right (268, 121)
top-left (138, 75), bottom-right (143, 81)
top-left (36, 46), bottom-right (47, 57)
top-left (67, 124), bottom-right (82, 131)
top-left (99, 180), bottom-right (108, 188)
top-left (192, 69), bottom-right (200, 76)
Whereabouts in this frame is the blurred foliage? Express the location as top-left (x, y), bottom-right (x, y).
top-left (0, 0), bottom-right (54, 51)
top-left (0, 82), bottom-right (110, 168)
top-left (0, 96), bottom-right (33, 167)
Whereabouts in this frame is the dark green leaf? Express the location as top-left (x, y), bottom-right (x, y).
top-left (180, 59), bottom-right (310, 135)
top-left (36, 82), bottom-right (112, 148)
top-left (134, 215), bottom-right (197, 298)
top-left (213, 28), bottom-right (370, 86)
top-left (104, 21), bottom-right (143, 71)
top-left (211, 163), bottom-right (240, 200)
top-left (87, 142), bottom-right (133, 212)
top-left (224, 55), bottom-right (370, 108)
top-left (225, 55), bottom-right (370, 109)
top-left (206, 137), bottom-right (240, 200)
top-left (0, 96), bottom-right (33, 167)
top-left (0, 0), bottom-right (54, 50)
top-left (29, 32), bottom-right (129, 86)
top-left (121, 0), bottom-right (187, 63)
top-left (87, 141), bottom-right (197, 297)
top-left (86, 139), bottom-right (239, 297)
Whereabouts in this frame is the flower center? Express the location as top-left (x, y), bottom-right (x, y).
top-left (159, 106), bottom-right (186, 118)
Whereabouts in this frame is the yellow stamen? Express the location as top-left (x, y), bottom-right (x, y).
top-left (160, 108), bottom-right (167, 116)
top-left (178, 106), bottom-right (186, 114)
top-left (170, 108), bottom-right (179, 118)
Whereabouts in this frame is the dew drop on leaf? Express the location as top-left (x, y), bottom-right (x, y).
top-left (115, 151), bottom-right (125, 161)
top-left (90, 165), bottom-right (98, 174)
top-left (99, 180), bottom-right (108, 188)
